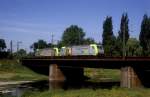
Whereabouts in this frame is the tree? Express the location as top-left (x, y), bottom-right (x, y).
top-left (126, 38), bottom-right (142, 56)
top-left (57, 40), bottom-right (64, 48)
top-left (102, 16), bottom-right (116, 56)
top-left (14, 49), bottom-right (27, 58)
top-left (83, 38), bottom-right (95, 45)
top-left (31, 40), bottom-right (48, 52)
top-left (117, 13), bottom-right (130, 56)
top-left (0, 39), bottom-right (6, 51)
top-left (139, 14), bottom-right (150, 56)
top-left (61, 25), bottom-right (85, 46)
top-left (18, 49), bottom-right (27, 56)
top-left (118, 13), bottom-right (129, 43)
top-left (27, 52), bottom-right (35, 57)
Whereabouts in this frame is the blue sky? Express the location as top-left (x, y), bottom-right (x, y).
top-left (0, 0), bottom-right (150, 52)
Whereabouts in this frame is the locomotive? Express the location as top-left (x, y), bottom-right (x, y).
top-left (60, 44), bottom-right (104, 56)
top-left (35, 47), bottom-right (59, 56)
top-left (35, 44), bottom-right (104, 56)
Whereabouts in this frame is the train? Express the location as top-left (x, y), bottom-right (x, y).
top-left (35, 44), bottom-right (104, 56)
top-left (35, 47), bottom-right (59, 56)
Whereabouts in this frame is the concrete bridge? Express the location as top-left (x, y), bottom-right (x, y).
top-left (21, 56), bottom-right (150, 88)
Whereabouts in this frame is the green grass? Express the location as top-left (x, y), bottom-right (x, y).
top-left (0, 59), bottom-right (48, 81)
top-left (84, 68), bottom-right (120, 82)
top-left (22, 88), bottom-right (150, 97)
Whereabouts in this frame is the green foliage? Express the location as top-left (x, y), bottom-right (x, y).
top-left (102, 16), bottom-right (116, 56)
top-left (112, 38), bottom-right (122, 56)
top-left (22, 91), bottom-right (40, 97)
top-left (118, 13), bottom-right (129, 44)
top-left (83, 38), bottom-right (95, 45)
top-left (139, 14), bottom-right (150, 56)
top-left (61, 25), bottom-right (85, 46)
top-left (126, 38), bottom-right (143, 56)
top-left (0, 59), bottom-right (47, 81)
top-left (31, 40), bottom-right (48, 52)
top-left (102, 16), bottom-right (113, 45)
top-left (0, 39), bottom-right (6, 51)
top-left (0, 51), bottom-right (10, 59)
top-left (13, 49), bottom-right (27, 59)
top-left (0, 39), bottom-right (12, 59)
top-left (23, 88), bottom-right (150, 97)
top-left (116, 13), bottom-right (130, 56)
top-left (60, 25), bottom-right (95, 46)
top-left (57, 40), bottom-right (64, 48)
top-left (27, 52), bottom-right (35, 57)
top-left (84, 68), bottom-right (120, 82)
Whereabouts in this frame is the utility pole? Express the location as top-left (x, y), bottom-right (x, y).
top-left (51, 32), bottom-right (54, 47)
top-left (17, 41), bottom-right (22, 52)
top-left (10, 40), bottom-right (13, 54)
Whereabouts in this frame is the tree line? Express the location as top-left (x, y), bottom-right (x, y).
top-left (102, 13), bottom-right (150, 56)
top-left (31, 25), bottom-right (95, 52)
top-left (31, 13), bottom-right (150, 56)
top-left (1, 13), bottom-right (150, 59)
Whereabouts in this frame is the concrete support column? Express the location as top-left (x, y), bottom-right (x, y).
top-left (49, 64), bottom-right (66, 81)
top-left (49, 64), bottom-right (84, 89)
top-left (49, 64), bottom-right (66, 90)
top-left (121, 66), bottom-right (142, 88)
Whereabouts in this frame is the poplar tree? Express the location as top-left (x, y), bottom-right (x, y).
top-left (139, 14), bottom-right (150, 56)
top-left (118, 13), bottom-right (129, 43)
top-left (117, 13), bottom-right (130, 56)
top-left (102, 16), bottom-right (115, 56)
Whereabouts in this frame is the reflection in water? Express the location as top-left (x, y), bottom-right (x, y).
top-left (0, 85), bottom-right (32, 97)
top-left (49, 80), bottom-right (120, 90)
top-left (0, 80), bottom-right (120, 97)
top-left (49, 81), bottom-right (65, 90)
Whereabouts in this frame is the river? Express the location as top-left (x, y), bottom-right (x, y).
top-left (0, 80), bottom-right (120, 97)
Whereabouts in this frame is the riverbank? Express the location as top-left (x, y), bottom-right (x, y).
top-left (0, 81), bottom-right (32, 86)
top-left (0, 81), bottom-right (33, 93)
top-left (0, 59), bottom-right (48, 82)
top-left (22, 88), bottom-right (150, 97)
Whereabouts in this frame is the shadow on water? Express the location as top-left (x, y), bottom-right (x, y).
top-left (0, 80), bottom-right (120, 97)
top-left (21, 80), bottom-right (120, 90)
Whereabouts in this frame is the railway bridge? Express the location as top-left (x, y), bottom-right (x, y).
top-left (21, 56), bottom-right (150, 88)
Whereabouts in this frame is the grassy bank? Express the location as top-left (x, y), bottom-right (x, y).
top-left (0, 59), bottom-right (48, 81)
top-left (84, 68), bottom-right (120, 82)
top-left (22, 88), bottom-right (150, 97)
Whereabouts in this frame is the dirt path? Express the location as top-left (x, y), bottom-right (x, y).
top-left (0, 81), bottom-right (33, 86)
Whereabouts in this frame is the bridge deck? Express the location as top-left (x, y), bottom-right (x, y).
top-left (21, 56), bottom-right (150, 69)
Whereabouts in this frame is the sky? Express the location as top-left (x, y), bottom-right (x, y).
top-left (0, 0), bottom-right (150, 52)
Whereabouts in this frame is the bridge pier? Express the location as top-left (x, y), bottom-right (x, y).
top-left (121, 66), bottom-right (142, 88)
top-left (49, 64), bottom-right (66, 81)
top-left (49, 64), bottom-right (66, 89)
top-left (49, 64), bottom-right (84, 89)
